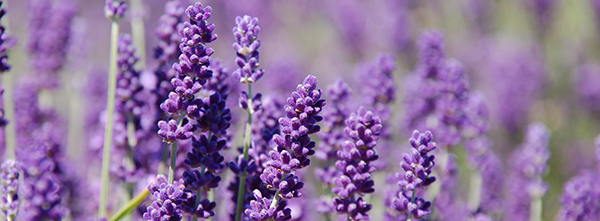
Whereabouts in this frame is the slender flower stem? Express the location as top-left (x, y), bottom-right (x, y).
top-left (3, 73), bottom-right (15, 159)
top-left (109, 189), bottom-right (151, 221)
top-left (235, 84), bottom-right (253, 221)
top-left (529, 196), bottom-right (542, 221)
top-left (168, 142), bottom-right (177, 183)
top-left (130, 0), bottom-right (146, 69)
top-left (99, 20), bottom-right (121, 218)
top-left (468, 172), bottom-right (482, 210)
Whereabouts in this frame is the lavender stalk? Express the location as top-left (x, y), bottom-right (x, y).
top-left (232, 15), bottom-right (263, 221)
top-left (0, 0), bottom-right (14, 159)
top-left (99, 0), bottom-right (127, 218)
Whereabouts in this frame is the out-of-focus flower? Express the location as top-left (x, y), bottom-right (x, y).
top-left (522, 0), bottom-right (558, 35)
top-left (574, 63), bottom-right (600, 114)
top-left (505, 123), bottom-right (550, 221)
top-left (0, 0), bottom-right (10, 73)
top-left (558, 171), bottom-right (600, 221)
top-left (105, 0), bottom-right (127, 20)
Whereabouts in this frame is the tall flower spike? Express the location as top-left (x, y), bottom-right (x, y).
top-left (558, 172), bottom-right (600, 221)
top-left (245, 75), bottom-right (325, 220)
top-left (0, 0), bottom-right (10, 73)
top-left (386, 130), bottom-right (437, 220)
top-left (505, 123), bottom-right (550, 221)
top-left (405, 31), bottom-right (471, 147)
top-left (332, 107), bottom-right (382, 220)
top-left (0, 160), bottom-right (20, 220)
top-left (233, 15), bottom-right (263, 84)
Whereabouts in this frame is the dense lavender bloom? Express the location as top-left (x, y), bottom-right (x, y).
top-left (386, 130), bottom-right (437, 220)
top-left (20, 144), bottom-right (68, 221)
top-left (245, 75), bottom-right (325, 220)
top-left (505, 123), bottom-right (550, 221)
top-left (233, 15), bottom-right (263, 84)
top-left (485, 42), bottom-right (546, 132)
top-left (558, 172), bottom-right (600, 221)
top-left (27, 0), bottom-right (76, 88)
top-left (317, 80), bottom-right (351, 161)
top-left (105, 0), bottom-right (127, 20)
top-left (405, 31), bottom-right (470, 147)
top-left (0, 0), bottom-right (10, 73)
top-left (0, 160), bottom-right (20, 219)
top-left (154, 0), bottom-right (185, 106)
top-left (251, 97), bottom-right (284, 171)
top-left (574, 63), bottom-right (600, 113)
top-left (112, 34), bottom-right (158, 181)
top-left (143, 175), bottom-right (193, 221)
top-left (158, 2), bottom-right (217, 143)
top-left (332, 107), bottom-right (381, 220)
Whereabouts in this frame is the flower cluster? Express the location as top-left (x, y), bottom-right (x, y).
top-left (105, 0), bottom-right (127, 20)
top-left (143, 175), bottom-right (193, 220)
top-left (505, 123), bottom-right (550, 220)
top-left (332, 107), bottom-right (381, 220)
top-left (405, 31), bottom-right (471, 147)
top-left (387, 130), bottom-right (437, 220)
top-left (0, 160), bottom-right (20, 219)
top-left (558, 172), bottom-right (600, 221)
top-left (245, 75), bottom-right (325, 220)
top-left (233, 15), bottom-right (263, 84)
top-left (0, 0), bottom-right (10, 73)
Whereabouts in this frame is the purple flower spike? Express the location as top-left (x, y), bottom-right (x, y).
top-left (105, 0), bottom-right (127, 20)
top-left (386, 130), bottom-right (437, 220)
top-left (0, 160), bottom-right (20, 219)
top-left (233, 15), bottom-right (263, 84)
top-left (558, 172), bottom-right (600, 221)
top-left (0, 0), bottom-right (10, 73)
top-left (143, 175), bottom-right (192, 221)
top-left (317, 80), bottom-right (351, 161)
top-left (332, 107), bottom-right (382, 220)
top-left (505, 123), bottom-right (550, 221)
top-left (246, 75), bottom-right (325, 220)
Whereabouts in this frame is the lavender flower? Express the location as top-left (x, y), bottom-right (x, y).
top-left (143, 175), bottom-right (193, 221)
top-left (405, 31), bottom-right (471, 147)
top-left (105, 0), bottom-right (127, 20)
top-left (317, 80), bottom-right (352, 161)
top-left (154, 0), bottom-right (185, 106)
top-left (251, 97), bottom-right (285, 172)
top-left (332, 107), bottom-right (381, 220)
top-left (233, 15), bottom-right (263, 84)
top-left (505, 123), bottom-right (550, 221)
top-left (558, 172), bottom-right (600, 221)
top-left (20, 144), bottom-right (68, 221)
top-left (28, 0), bottom-right (76, 88)
top-left (485, 41), bottom-right (546, 132)
top-left (245, 75), bottom-right (325, 220)
top-left (0, 0), bottom-right (10, 73)
top-left (0, 160), bottom-right (20, 219)
top-left (386, 130), bottom-right (437, 220)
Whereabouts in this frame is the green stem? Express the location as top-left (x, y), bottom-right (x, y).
top-left (529, 196), bottom-right (542, 221)
top-left (130, 0), bottom-right (146, 69)
top-left (168, 142), bottom-right (178, 183)
top-left (468, 171), bottom-right (482, 211)
top-left (109, 189), bottom-right (151, 221)
top-left (3, 73), bottom-right (15, 159)
top-left (234, 84), bottom-right (253, 221)
top-left (99, 20), bottom-right (120, 218)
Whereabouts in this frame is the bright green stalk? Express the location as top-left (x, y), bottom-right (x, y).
top-left (3, 73), bottom-right (15, 159)
top-left (130, 0), bottom-right (146, 69)
top-left (234, 84), bottom-right (253, 221)
top-left (98, 20), bottom-right (120, 218)
top-left (109, 189), bottom-right (150, 221)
